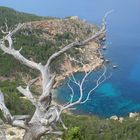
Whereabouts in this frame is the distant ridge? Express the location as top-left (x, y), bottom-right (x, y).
top-left (0, 6), bottom-right (51, 27)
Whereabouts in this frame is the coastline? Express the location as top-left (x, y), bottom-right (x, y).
top-left (51, 88), bottom-right (72, 115)
top-left (51, 40), bottom-right (104, 114)
top-left (53, 41), bottom-right (104, 88)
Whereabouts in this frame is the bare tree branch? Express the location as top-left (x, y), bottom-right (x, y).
top-left (0, 11), bottom-right (112, 139)
top-left (46, 130), bottom-right (63, 135)
top-left (0, 90), bottom-right (12, 123)
top-left (17, 86), bottom-right (38, 107)
top-left (0, 90), bottom-right (28, 129)
top-left (60, 64), bottom-right (111, 113)
top-left (81, 65), bottom-right (112, 104)
top-left (46, 32), bottom-right (103, 69)
top-left (67, 81), bottom-right (75, 104)
top-left (0, 23), bottom-right (44, 71)
top-left (59, 117), bottom-right (67, 130)
top-left (39, 74), bottom-right (56, 105)
top-left (61, 70), bottom-right (93, 111)
top-left (13, 115), bottom-right (30, 120)
top-left (45, 11), bottom-right (113, 68)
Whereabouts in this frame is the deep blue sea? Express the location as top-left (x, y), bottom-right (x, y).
top-left (55, 0), bottom-right (140, 118)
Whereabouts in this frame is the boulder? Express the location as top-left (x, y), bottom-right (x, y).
top-left (110, 115), bottom-right (118, 120)
top-left (129, 112), bottom-right (139, 118)
top-left (5, 125), bottom-right (25, 140)
top-left (69, 16), bottom-right (79, 20)
top-left (119, 117), bottom-right (124, 123)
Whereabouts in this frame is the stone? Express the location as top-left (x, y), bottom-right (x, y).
top-left (5, 125), bottom-right (25, 140)
top-left (110, 115), bottom-right (118, 120)
top-left (119, 117), bottom-right (124, 123)
top-left (129, 112), bottom-right (139, 118)
top-left (69, 16), bottom-right (79, 20)
top-left (8, 130), bottom-right (16, 135)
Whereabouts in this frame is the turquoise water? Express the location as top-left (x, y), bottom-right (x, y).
top-left (57, 64), bottom-right (140, 117)
top-left (56, 0), bottom-right (140, 118)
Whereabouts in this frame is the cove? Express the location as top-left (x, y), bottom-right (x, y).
top-left (56, 67), bottom-right (140, 117)
top-left (55, 0), bottom-right (140, 118)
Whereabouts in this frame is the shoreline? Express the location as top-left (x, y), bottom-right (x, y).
top-left (51, 40), bottom-right (104, 114)
top-left (53, 41), bottom-right (104, 88)
top-left (52, 88), bottom-right (73, 115)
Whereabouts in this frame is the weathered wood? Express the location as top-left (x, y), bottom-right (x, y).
top-left (0, 12), bottom-right (111, 139)
top-left (0, 121), bottom-right (7, 140)
top-left (0, 129), bottom-right (7, 140)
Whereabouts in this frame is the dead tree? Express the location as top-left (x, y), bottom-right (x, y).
top-left (0, 12), bottom-right (112, 140)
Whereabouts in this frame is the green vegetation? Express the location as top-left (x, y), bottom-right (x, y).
top-left (0, 8), bottom-right (59, 77)
top-left (0, 6), bottom-right (46, 27)
top-left (62, 127), bottom-right (84, 140)
top-left (0, 7), bottom-right (42, 77)
top-left (0, 6), bottom-right (90, 122)
top-left (61, 114), bottom-right (140, 140)
top-left (0, 81), bottom-right (35, 119)
top-left (0, 7), bottom-right (97, 78)
top-left (43, 114), bottom-right (140, 140)
top-left (0, 7), bottom-right (83, 77)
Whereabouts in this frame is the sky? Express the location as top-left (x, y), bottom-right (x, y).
top-left (0, 0), bottom-right (113, 16)
top-left (0, 0), bottom-right (140, 40)
top-left (0, 0), bottom-right (114, 23)
top-left (0, 0), bottom-right (140, 24)
top-left (0, 0), bottom-right (140, 26)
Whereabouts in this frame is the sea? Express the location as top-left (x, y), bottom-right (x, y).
top-left (54, 0), bottom-right (140, 118)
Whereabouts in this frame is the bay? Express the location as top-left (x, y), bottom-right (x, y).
top-left (56, 0), bottom-right (140, 117)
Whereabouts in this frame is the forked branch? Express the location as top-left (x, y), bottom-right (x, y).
top-left (61, 65), bottom-right (111, 112)
top-left (0, 90), bottom-right (29, 129)
top-left (0, 11), bottom-right (112, 139)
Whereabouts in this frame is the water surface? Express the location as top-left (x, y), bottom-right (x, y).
top-left (56, 0), bottom-right (140, 117)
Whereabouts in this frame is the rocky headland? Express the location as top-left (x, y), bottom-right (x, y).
top-left (24, 17), bottom-right (104, 88)
top-left (0, 16), bottom-right (104, 88)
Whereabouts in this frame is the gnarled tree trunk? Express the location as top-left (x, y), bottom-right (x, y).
top-left (0, 129), bottom-right (7, 140)
top-left (0, 11), bottom-right (112, 139)
top-left (23, 131), bottom-right (36, 140)
top-left (23, 130), bottom-right (42, 140)
top-left (23, 123), bottom-right (47, 140)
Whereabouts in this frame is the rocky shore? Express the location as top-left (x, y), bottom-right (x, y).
top-left (53, 41), bottom-right (104, 88)
top-left (25, 17), bottom-right (105, 88)
top-left (109, 112), bottom-right (140, 123)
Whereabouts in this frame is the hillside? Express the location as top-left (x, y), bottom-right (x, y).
top-left (0, 6), bottom-right (48, 27)
top-left (0, 7), bottom-right (103, 140)
top-left (2, 113), bottom-right (140, 140)
top-left (0, 6), bottom-right (103, 117)
top-left (0, 7), bottom-right (103, 86)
